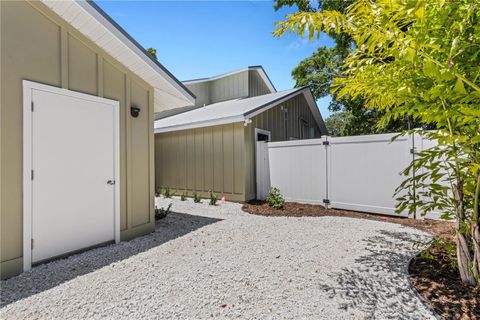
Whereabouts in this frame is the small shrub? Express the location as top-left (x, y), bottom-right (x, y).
top-left (155, 188), bottom-right (161, 197)
top-left (209, 190), bottom-right (218, 206)
top-left (180, 191), bottom-right (187, 201)
top-left (193, 192), bottom-right (201, 203)
top-left (266, 187), bottom-right (285, 209)
top-left (162, 186), bottom-right (172, 198)
top-left (421, 238), bottom-right (458, 271)
top-left (155, 203), bottom-right (172, 220)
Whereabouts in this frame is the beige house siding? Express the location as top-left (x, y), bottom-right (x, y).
top-left (184, 81), bottom-right (210, 107)
top-left (184, 71), bottom-right (249, 107)
top-left (155, 123), bottom-right (246, 201)
top-left (248, 70), bottom-right (272, 97)
top-left (1, 1), bottom-right (155, 279)
top-left (244, 94), bottom-right (322, 200)
top-left (210, 72), bottom-right (248, 103)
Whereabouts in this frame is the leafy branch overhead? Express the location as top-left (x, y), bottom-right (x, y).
top-left (274, 0), bottom-right (480, 287)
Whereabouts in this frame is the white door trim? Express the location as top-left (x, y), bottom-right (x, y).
top-left (254, 128), bottom-right (271, 142)
top-left (22, 80), bottom-right (121, 271)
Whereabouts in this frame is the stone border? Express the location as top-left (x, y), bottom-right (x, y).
top-left (406, 253), bottom-right (442, 320)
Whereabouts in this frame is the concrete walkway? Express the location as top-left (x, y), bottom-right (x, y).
top-left (0, 198), bottom-right (435, 319)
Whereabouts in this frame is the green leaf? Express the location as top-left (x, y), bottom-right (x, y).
top-left (454, 77), bottom-right (467, 94)
top-left (423, 60), bottom-right (437, 79)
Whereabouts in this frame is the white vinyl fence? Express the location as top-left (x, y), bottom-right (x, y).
top-left (257, 133), bottom-right (441, 219)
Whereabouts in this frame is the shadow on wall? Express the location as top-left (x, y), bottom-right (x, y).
top-left (0, 212), bottom-right (222, 308)
top-left (319, 230), bottom-right (433, 319)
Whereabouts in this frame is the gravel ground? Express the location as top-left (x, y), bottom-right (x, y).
top-left (1, 198), bottom-right (435, 320)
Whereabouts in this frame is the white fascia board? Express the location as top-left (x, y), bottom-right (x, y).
top-left (51, 1), bottom-right (195, 107)
top-left (154, 115), bottom-right (246, 134)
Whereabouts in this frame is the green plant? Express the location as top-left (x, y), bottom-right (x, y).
top-left (421, 239), bottom-right (458, 271)
top-left (266, 187), bottom-right (285, 209)
top-left (155, 203), bottom-right (172, 220)
top-left (274, 0), bottom-right (480, 287)
top-left (180, 191), bottom-right (187, 201)
top-left (162, 186), bottom-right (172, 198)
top-left (155, 188), bottom-right (161, 197)
top-left (193, 192), bottom-right (201, 203)
top-left (209, 190), bottom-right (218, 206)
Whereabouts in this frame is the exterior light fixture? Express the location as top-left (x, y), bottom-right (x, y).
top-left (130, 106), bottom-right (140, 118)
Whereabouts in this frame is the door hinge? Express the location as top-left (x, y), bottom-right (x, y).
top-left (31, 170), bottom-right (34, 180)
top-left (323, 141), bottom-right (330, 146)
top-left (323, 199), bottom-right (330, 205)
top-left (31, 239), bottom-right (34, 250)
top-left (31, 101), bottom-right (34, 112)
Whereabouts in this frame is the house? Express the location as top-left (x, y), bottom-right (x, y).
top-left (154, 67), bottom-right (328, 201)
top-left (0, 0), bottom-right (195, 279)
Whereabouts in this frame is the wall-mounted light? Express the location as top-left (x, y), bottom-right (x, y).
top-left (243, 118), bottom-right (252, 127)
top-left (130, 106), bottom-right (140, 118)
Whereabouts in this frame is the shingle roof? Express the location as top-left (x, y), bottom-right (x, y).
top-left (154, 87), bottom-right (326, 133)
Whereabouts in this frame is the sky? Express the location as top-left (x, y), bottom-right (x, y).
top-left (96, 0), bottom-right (334, 117)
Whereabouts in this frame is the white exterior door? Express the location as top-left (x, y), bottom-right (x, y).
top-left (23, 81), bottom-right (120, 269)
top-left (256, 141), bottom-right (271, 200)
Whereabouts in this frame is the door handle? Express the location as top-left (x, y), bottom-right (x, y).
top-left (107, 180), bottom-right (115, 185)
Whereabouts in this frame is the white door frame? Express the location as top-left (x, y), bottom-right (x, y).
top-left (255, 128), bottom-right (271, 200)
top-left (254, 128), bottom-right (271, 142)
top-left (22, 80), bottom-right (121, 271)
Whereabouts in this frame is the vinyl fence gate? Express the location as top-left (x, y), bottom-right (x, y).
top-left (256, 133), bottom-right (441, 220)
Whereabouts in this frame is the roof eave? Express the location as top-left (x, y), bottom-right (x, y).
top-left (83, 1), bottom-right (196, 103)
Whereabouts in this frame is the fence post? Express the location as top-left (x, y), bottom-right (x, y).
top-left (323, 136), bottom-right (330, 209)
top-left (410, 132), bottom-right (417, 219)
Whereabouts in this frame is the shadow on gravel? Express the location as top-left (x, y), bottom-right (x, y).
top-left (0, 212), bottom-right (222, 308)
top-left (319, 230), bottom-right (432, 319)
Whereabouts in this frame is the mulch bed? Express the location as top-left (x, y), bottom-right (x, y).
top-left (242, 200), bottom-right (479, 320)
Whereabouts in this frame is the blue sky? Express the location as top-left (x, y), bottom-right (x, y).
top-left (96, 1), bottom-right (334, 117)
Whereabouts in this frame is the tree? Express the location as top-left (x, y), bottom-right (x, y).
top-left (274, 0), bottom-right (480, 286)
top-left (146, 47), bottom-right (157, 60)
top-left (275, 0), bottom-right (409, 135)
top-left (324, 111), bottom-right (352, 136)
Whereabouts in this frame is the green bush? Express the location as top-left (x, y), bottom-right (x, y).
top-left (193, 192), bottom-right (201, 203)
top-left (162, 186), bottom-right (172, 198)
top-left (180, 191), bottom-right (187, 201)
top-left (209, 190), bottom-right (218, 206)
top-left (421, 239), bottom-right (458, 271)
top-left (155, 203), bottom-right (172, 220)
top-left (266, 187), bottom-right (285, 209)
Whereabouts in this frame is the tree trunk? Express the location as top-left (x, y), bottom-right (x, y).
top-left (472, 223), bottom-right (480, 284)
top-left (456, 231), bottom-right (477, 286)
top-left (453, 182), bottom-right (478, 286)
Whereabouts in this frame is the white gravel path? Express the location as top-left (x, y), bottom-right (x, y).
top-left (1, 198), bottom-right (436, 320)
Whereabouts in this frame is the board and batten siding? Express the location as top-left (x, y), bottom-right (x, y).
top-left (183, 81), bottom-right (210, 107)
top-left (244, 94), bottom-right (322, 200)
top-left (0, 0), bottom-right (155, 279)
top-left (248, 69), bottom-right (272, 97)
top-left (155, 123), bottom-right (246, 201)
top-left (184, 71), bottom-right (249, 107)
